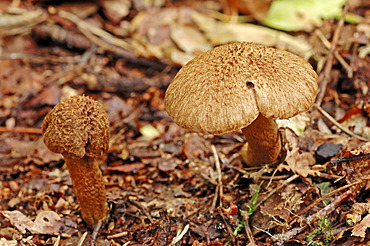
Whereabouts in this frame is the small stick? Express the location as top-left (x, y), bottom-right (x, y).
top-left (274, 189), bottom-right (352, 244)
top-left (296, 175), bottom-right (370, 217)
top-left (128, 199), bottom-right (153, 223)
top-left (171, 224), bottom-right (190, 245)
top-left (107, 231), bottom-right (128, 239)
top-left (314, 29), bottom-right (353, 78)
top-left (315, 105), bottom-right (369, 141)
top-left (0, 126), bottom-right (42, 134)
top-left (315, 3), bottom-right (349, 106)
top-left (218, 207), bottom-right (236, 244)
top-left (0, 53), bottom-right (77, 64)
top-left (77, 232), bottom-right (88, 246)
top-left (255, 174), bottom-right (300, 210)
top-left (53, 235), bottom-right (61, 246)
top-left (91, 220), bottom-right (103, 240)
top-left (332, 154), bottom-right (370, 164)
top-left (241, 210), bottom-right (257, 246)
top-left (212, 145), bottom-right (223, 208)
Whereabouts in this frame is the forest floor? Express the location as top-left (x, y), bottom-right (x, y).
top-left (0, 0), bottom-right (370, 245)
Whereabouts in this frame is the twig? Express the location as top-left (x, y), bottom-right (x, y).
top-left (58, 10), bottom-right (131, 50)
top-left (273, 189), bottom-right (353, 245)
top-left (315, 29), bottom-right (353, 78)
top-left (0, 126), bottom-right (42, 134)
top-left (211, 145), bottom-right (223, 208)
top-left (91, 220), bottom-right (103, 240)
top-left (171, 224), bottom-right (190, 245)
top-left (296, 175), bottom-right (370, 217)
top-left (53, 235), bottom-right (60, 246)
top-left (332, 154), bottom-right (370, 164)
top-left (241, 210), bottom-right (256, 246)
top-left (218, 207), bottom-right (237, 244)
top-left (77, 231), bottom-right (88, 246)
top-left (255, 174), bottom-right (300, 210)
top-left (43, 64), bottom-right (86, 87)
top-left (315, 3), bottom-right (349, 106)
top-left (315, 105), bottom-right (369, 141)
top-left (128, 199), bottom-right (153, 223)
top-left (107, 231), bottom-right (128, 239)
top-left (0, 53), bottom-right (78, 64)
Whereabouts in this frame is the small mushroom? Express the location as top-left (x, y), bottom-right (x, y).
top-left (165, 42), bottom-right (318, 166)
top-left (42, 95), bottom-right (109, 227)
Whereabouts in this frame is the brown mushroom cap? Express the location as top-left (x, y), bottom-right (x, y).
top-left (165, 42), bottom-right (318, 134)
top-left (42, 95), bottom-right (110, 159)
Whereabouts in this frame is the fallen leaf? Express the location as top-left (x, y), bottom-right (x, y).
top-left (191, 10), bottom-right (313, 58)
top-left (170, 22), bottom-right (211, 54)
top-left (106, 162), bottom-right (146, 173)
top-left (158, 159), bottom-right (180, 172)
top-left (0, 238), bottom-right (17, 246)
top-left (182, 133), bottom-right (209, 160)
top-left (346, 202), bottom-right (370, 226)
top-left (351, 213), bottom-right (370, 238)
top-left (2, 210), bottom-right (62, 234)
top-left (276, 112), bottom-right (311, 136)
top-left (283, 148), bottom-right (319, 177)
top-left (262, 0), bottom-right (347, 31)
top-left (102, 0), bottom-right (131, 24)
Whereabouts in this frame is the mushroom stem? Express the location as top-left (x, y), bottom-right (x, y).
top-left (64, 154), bottom-right (108, 227)
top-left (240, 114), bottom-right (281, 166)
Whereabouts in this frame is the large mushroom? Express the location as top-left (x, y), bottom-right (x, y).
top-left (42, 95), bottom-right (109, 227)
top-left (165, 42), bottom-right (318, 166)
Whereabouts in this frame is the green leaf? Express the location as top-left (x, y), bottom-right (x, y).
top-left (315, 182), bottom-right (331, 205)
top-left (262, 0), bottom-right (347, 31)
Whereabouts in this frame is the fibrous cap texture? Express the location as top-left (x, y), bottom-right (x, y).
top-left (164, 41), bottom-right (318, 134)
top-left (42, 95), bottom-right (110, 159)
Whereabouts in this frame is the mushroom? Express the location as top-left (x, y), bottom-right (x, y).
top-left (165, 42), bottom-right (318, 166)
top-left (42, 95), bottom-right (109, 227)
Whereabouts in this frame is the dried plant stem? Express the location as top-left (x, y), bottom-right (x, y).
top-left (211, 145), bottom-right (223, 208)
top-left (296, 175), bottom-right (370, 217)
top-left (77, 232), bottom-right (88, 246)
top-left (58, 10), bottom-right (131, 50)
top-left (0, 126), bottom-right (42, 134)
top-left (218, 207), bottom-right (236, 244)
top-left (241, 210), bottom-right (257, 246)
top-left (255, 174), bottom-right (300, 210)
top-left (274, 189), bottom-right (353, 244)
top-left (315, 29), bottom-right (353, 78)
top-left (315, 2), bottom-right (349, 106)
top-left (315, 105), bottom-right (369, 141)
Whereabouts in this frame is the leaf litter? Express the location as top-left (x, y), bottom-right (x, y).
top-left (0, 0), bottom-right (369, 245)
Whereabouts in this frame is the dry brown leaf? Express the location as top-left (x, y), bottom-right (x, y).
top-left (191, 11), bottom-right (312, 58)
top-left (182, 133), bottom-right (210, 161)
top-left (282, 148), bottom-right (319, 177)
top-left (170, 23), bottom-right (210, 53)
top-left (339, 109), bottom-right (369, 138)
top-left (238, 0), bottom-right (272, 20)
top-left (158, 159), bottom-right (180, 172)
top-left (2, 210), bottom-right (62, 234)
top-left (346, 202), bottom-right (370, 226)
top-left (0, 238), bottom-right (17, 246)
top-left (102, 0), bottom-right (131, 24)
top-left (106, 162), bottom-right (146, 173)
top-left (351, 213), bottom-right (370, 238)
top-left (335, 142), bottom-right (370, 184)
